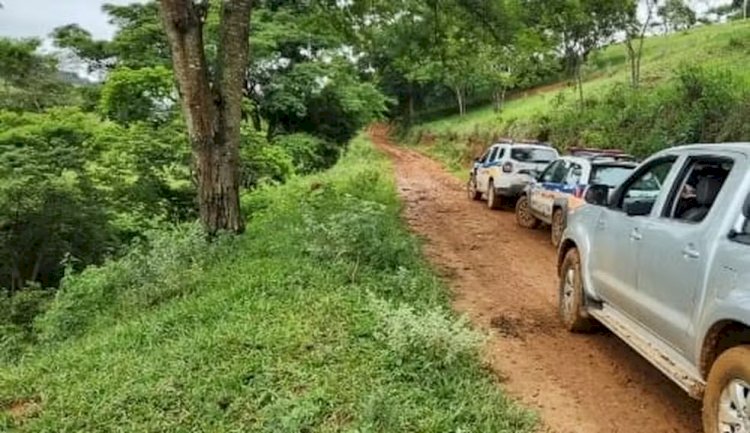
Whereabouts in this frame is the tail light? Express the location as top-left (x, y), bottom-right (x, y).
top-left (502, 162), bottom-right (513, 173)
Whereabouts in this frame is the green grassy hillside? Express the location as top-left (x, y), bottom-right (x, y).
top-left (0, 136), bottom-right (535, 433)
top-left (413, 20), bottom-right (750, 138)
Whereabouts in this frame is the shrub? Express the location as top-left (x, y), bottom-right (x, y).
top-left (35, 223), bottom-right (229, 343)
top-left (273, 132), bottom-right (334, 174)
top-left (370, 296), bottom-right (484, 372)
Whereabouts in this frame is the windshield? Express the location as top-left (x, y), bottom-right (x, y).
top-left (591, 165), bottom-right (635, 188)
top-left (511, 148), bottom-right (557, 164)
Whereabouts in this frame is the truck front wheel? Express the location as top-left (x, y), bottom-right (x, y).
top-left (558, 248), bottom-right (596, 333)
top-left (703, 346), bottom-right (750, 433)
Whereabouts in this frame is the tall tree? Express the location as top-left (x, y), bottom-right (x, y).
top-left (158, 0), bottom-right (253, 234)
top-left (545, 0), bottom-right (631, 106)
top-left (624, 0), bottom-right (657, 89)
top-left (658, 0), bottom-right (696, 32)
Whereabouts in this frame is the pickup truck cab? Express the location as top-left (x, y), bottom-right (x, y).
top-left (558, 144), bottom-right (750, 433)
top-left (468, 140), bottom-right (558, 209)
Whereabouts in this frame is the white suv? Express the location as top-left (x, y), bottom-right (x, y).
top-left (468, 141), bottom-right (559, 209)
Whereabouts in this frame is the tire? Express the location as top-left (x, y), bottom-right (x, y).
top-left (703, 346), bottom-right (750, 433)
top-left (551, 208), bottom-right (565, 248)
top-left (487, 180), bottom-right (502, 210)
top-left (468, 176), bottom-right (482, 201)
top-left (516, 195), bottom-right (541, 229)
top-left (558, 248), bottom-right (596, 333)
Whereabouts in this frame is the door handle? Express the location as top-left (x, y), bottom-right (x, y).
top-left (630, 229), bottom-right (642, 241)
top-left (682, 245), bottom-right (700, 260)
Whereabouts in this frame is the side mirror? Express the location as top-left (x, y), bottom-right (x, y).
top-left (584, 184), bottom-right (609, 206)
top-left (623, 200), bottom-right (652, 217)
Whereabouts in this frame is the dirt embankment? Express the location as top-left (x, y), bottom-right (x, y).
top-left (371, 126), bottom-right (700, 433)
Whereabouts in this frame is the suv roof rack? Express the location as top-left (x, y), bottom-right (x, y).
top-left (495, 138), bottom-right (552, 147)
top-left (568, 147), bottom-right (636, 161)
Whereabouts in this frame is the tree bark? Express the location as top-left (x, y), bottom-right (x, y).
top-left (455, 86), bottom-right (465, 116)
top-left (159, 0), bottom-right (253, 235)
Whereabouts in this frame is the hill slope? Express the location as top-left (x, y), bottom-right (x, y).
top-left (413, 20), bottom-right (750, 138)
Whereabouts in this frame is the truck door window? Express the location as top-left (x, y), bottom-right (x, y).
top-left (663, 157), bottom-right (733, 223)
top-left (615, 158), bottom-right (676, 213)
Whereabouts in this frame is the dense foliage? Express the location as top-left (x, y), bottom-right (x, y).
top-left (0, 139), bottom-right (536, 433)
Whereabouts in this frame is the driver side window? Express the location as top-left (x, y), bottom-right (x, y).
top-left (615, 157), bottom-right (677, 213)
top-left (541, 161), bottom-right (567, 183)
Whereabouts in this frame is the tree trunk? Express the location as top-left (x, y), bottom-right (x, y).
top-left (575, 60), bottom-right (584, 109)
top-left (407, 83), bottom-right (415, 123)
top-left (455, 87), bottom-right (465, 116)
top-left (493, 90), bottom-right (500, 113)
top-left (745, 0), bottom-right (748, 20)
top-left (159, 0), bottom-right (253, 235)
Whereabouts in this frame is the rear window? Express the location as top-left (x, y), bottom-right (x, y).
top-left (591, 165), bottom-right (635, 188)
top-left (510, 148), bottom-right (557, 163)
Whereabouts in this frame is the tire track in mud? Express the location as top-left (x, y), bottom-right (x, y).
top-left (370, 127), bottom-right (700, 433)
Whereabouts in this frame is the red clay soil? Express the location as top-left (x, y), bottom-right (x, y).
top-left (370, 126), bottom-right (700, 433)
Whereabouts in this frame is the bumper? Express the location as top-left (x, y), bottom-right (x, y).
top-left (495, 183), bottom-right (527, 198)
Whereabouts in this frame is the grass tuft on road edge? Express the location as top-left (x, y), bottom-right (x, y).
top-left (0, 135), bottom-right (536, 433)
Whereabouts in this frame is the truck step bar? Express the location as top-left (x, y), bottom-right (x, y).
top-left (588, 305), bottom-right (705, 399)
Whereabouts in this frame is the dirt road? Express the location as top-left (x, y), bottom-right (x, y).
top-left (370, 127), bottom-right (700, 433)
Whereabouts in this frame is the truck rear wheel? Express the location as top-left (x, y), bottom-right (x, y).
top-left (487, 180), bottom-right (502, 210)
top-left (558, 248), bottom-right (596, 333)
top-left (516, 195), bottom-right (540, 229)
top-left (703, 346), bottom-right (750, 433)
top-left (468, 177), bottom-right (482, 201)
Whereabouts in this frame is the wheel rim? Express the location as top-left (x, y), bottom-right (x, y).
top-left (519, 198), bottom-right (534, 225)
top-left (719, 379), bottom-right (750, 433)
top-left (562, 267), bottom-right (576, 317)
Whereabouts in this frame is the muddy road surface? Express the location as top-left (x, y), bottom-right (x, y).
top-left (371, 127), bottom-right (700, 433)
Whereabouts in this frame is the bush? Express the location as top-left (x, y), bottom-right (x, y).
top-left (273, 132), bottom-right (334, 174)
top-left (525, 65), bottom-right (746, 157)
top-left (371, 296), bottom-right (484, 372)
top-left (35, 223), bottom-right (229, 343)
top-left (0, 287), bottom-right (53, 362)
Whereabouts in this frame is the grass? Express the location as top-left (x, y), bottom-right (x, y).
top-left (0, 136), bottom-right (536, 433)
top-left (413, 20), bottom-right (750, 137)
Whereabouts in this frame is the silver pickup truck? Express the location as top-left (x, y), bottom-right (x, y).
top-left (558, 144), bottom-right (750, 433)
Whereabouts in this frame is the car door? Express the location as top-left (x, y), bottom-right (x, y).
top-left (635, 154), bottom-right (739, 353)
top-left (589, 156), bottom-right (679, 314)
top-left (530, 159), bottom-right (569, 221)
top-left (476, 147), bottom-right (498, 193)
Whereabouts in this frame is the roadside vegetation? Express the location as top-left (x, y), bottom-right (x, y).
top-left (0, 137), bottom-right (535, 432)
top-left (406, 18), bottom-right (750, 171)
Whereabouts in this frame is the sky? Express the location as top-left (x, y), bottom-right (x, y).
top-left (0, 0), bottom-right (736, 42)
top-left (0, 0), bottom-right (140, 40)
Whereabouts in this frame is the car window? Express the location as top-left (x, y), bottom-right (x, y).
top-left (541, 160), bottom-right (568, 183)
top-left (488, 147), bottom-right (499, 163)
top-left (565, 163), bottom-right (583, 185)
top-left (591, 165), bottom-right (635, 188)
top-left (478, 149), bottom-right (490, 164)
top-left (616, 158), bottom-right (677, 213)
top-left (540, 161), bottom-right (561, 182)
top-left (511, 147), bottom-right (557, 163)
top-left (497, 148), bottom-right (505, 160)
top-left (663, 157), bottom-right (733, 223)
